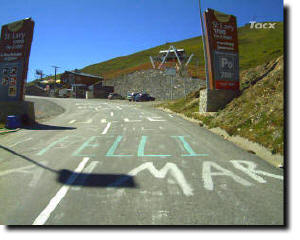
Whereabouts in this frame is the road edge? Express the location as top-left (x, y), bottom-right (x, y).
top-left (157, 106), bottom-right (284, 168)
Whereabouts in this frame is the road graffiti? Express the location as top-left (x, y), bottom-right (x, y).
top-left (36, 136), bottom-right (69, 156)
top-left (172, 136), bottom-right (208, 157)
top-left (72, 136), bottom-right (99, 157)
top-left (106, 135), bottom-right (133, 157)
top-left (137, 136), bottom-right (171, 157)
top-left (202, 161), bottom-right (252, 191)
top-left (37, 135), bottom-right (208, 158)
top-left (230, 160), bottom-right (283, 183)
top-left (111, 162), bottom-right (194, 196)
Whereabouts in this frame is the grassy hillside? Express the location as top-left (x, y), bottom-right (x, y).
top-left (80, 21), bottom-right (283, 80)
top-left (158, 55), bottom-right (284, 155)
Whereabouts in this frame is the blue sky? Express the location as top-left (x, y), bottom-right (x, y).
top-left (0, 0), bottom-right (283, 82)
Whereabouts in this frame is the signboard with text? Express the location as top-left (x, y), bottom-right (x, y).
top-left (0, 18), bottom-right (34, 101)
top-left (203, 9), bottom-right (239, 90)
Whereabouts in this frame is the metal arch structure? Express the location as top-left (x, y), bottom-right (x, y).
top-left (149, 45), bottom-right (194, 70)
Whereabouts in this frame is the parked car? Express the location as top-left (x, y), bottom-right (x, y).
top-left (134, 92), bottom-right (155, 102)
top-left (108, 93), bottom-right (124, 100)
top-left (127, 92), bottom-right (138, 101)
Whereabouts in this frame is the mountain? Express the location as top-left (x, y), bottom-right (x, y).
top-left (80, 21), bottom-right (283, 80)
top-left (29, 21), bottom-right (283, 84)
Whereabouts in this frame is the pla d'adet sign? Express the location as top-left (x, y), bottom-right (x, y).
top-left (0, 18), bottom-right (34, 101)
top-left (203, 9), bottom-right (239, 90)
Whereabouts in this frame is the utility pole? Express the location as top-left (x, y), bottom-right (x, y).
top-left (51, 66), bottom-right (60, 82)
top-left (51, 66), bottom-right (60, 95)
top-left (198, 0), bottom-right (209, 89)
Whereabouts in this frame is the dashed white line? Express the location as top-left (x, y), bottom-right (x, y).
top-left (168, 114), bottom-right (174, 118)
top-left (102, 122), bottom-right (111, 134)
top-left (101, 119), bottom-right (107, 123)
top-left (32, 157), bottom-right (90, 225)
top-left (69, 120), bottom-right (76, 124)
top-left (116, 106), bottom-right (122, 110)
top-left (110, 112), bottom-right (114, 117)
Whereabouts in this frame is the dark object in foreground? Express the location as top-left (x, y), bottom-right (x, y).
top-left (134, 92), bottom-right (155, 102)
top-left (108, 93), bottom-right (124, 100)
top-left (58, 169), bottom-right (137, 188)
top-left (6, 115), bottom-right (21, 129)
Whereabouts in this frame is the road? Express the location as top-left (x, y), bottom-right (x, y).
top-left (0, 96), bottom-right (284, 225)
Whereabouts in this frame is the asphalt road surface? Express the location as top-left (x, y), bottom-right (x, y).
top-left (0, 96), bottom-right (284, 225)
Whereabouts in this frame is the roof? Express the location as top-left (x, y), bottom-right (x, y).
top-left (159, 49), bottom-right (185, 54)
top-left (65, 71), bottom-right (103, 79)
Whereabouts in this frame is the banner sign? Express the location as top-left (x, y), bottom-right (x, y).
top-left (203, 9), bottom-right (239, 90)
top-left (0, 18), bottom-right (34, 101)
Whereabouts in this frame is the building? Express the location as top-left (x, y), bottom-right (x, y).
top-left (89, 81), bottom-right (114, 98)
top-left (61, 70), bottom-right (104, 98)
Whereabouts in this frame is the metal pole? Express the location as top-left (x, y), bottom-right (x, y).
top-left (52, 66), bottom-right (60, 96)
top-left (198, 0), bottom-right (209, 89)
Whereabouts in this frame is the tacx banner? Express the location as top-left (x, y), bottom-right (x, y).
top-left (203, 9), bottom-right (239, 90)
top-left (0, 18), bottom-right (34, 101)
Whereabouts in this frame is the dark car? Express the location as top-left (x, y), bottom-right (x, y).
top-left (127, 92), bottom-right (138, 101)
top-left (108, 93), bottom-right (124, 100)
top-left (134, 93), bottom-right (155, 102)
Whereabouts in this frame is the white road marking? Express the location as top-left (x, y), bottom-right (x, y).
top-left (32, 157), bottom-right (90, 225)
top-left (101, 118), bottom-right (107, 123)
top-left (116, 106), bottom-right (122, 110)
top-left (29, 164), bottom-right (46, 187)
top-left (112, 162), bottom-right (193, 196)
top-left (0, 164), bottom-right (35, 177)
top-left (72, 161), bottom-right (99, 191)
top-left (124, 118), bottom-right (142, 123)
top-left (147, 117), bottom-right (166, 122)
top-left (202, 161), bottom-right (252, 191)
top-left (9, 137), bottom-right (32, 148)
top-left (69, 120), bottom-right (76, 124)
top-left (141, 127), bottom-right (154, 131)
top-left (159, 126), bottom-right (164, 130)
top-left (77, 119), bottom-right (92, 124)
top-left (168, 114), bottom-right (174, 118)
top-left (231, 160), bottom-right (283, 183)
top-left (110, 112), bottom-right (114, 117)
top-left (102, 122), bottom-right (111, 134)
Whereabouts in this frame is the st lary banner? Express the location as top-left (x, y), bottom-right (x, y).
top-left (0, 18), bottom-right (34, 101)
top-left (203, 9), bottom-right (239, 90)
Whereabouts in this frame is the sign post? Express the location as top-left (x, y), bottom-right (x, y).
top-left (0, 18), bottom-right (34, 101)
top-left (199, 9), bottom-right (240, 112)
top-left (203, 8), bottom-right (239, 90)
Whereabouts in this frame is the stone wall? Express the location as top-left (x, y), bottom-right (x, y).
top-left (104, 69), bottom-right (205, 100)
top-left (199, 89), bottom-right (240, 112)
